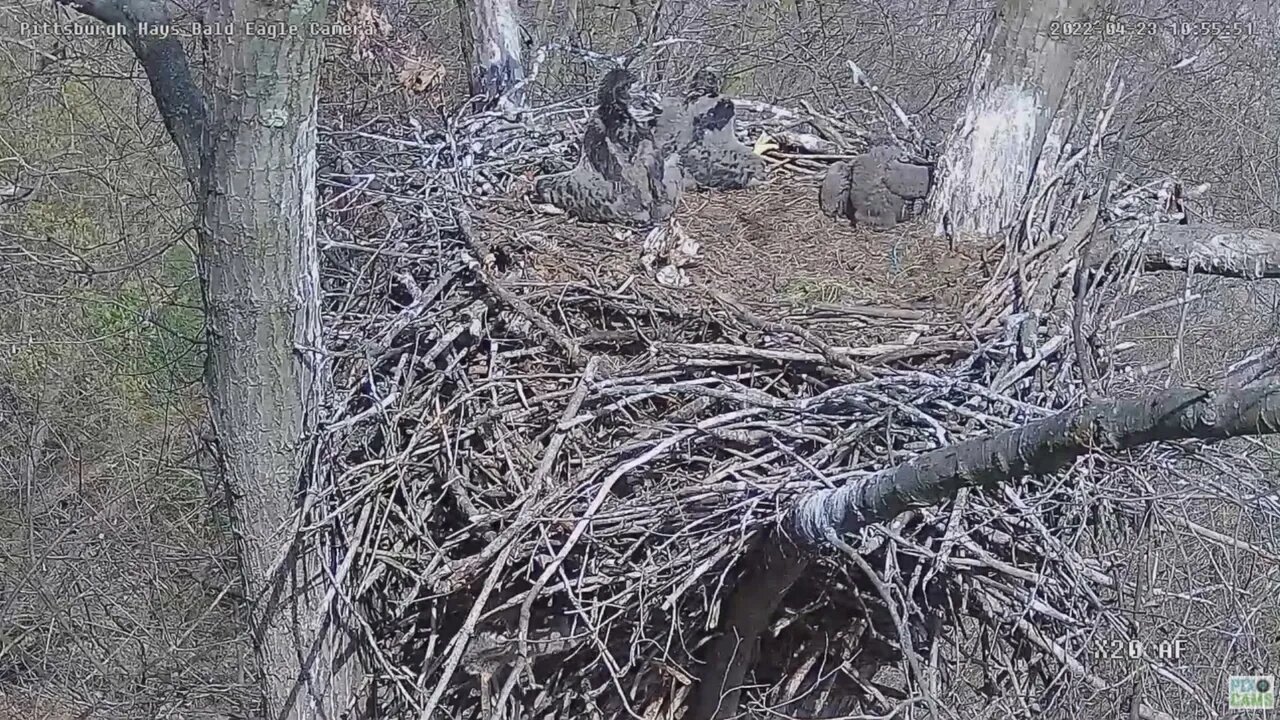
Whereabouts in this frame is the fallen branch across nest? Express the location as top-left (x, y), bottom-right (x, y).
top-left (310, 55), bottom-right (1279, 720)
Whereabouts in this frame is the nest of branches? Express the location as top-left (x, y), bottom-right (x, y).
top-left (314, 65), bottom-right (1185, 718)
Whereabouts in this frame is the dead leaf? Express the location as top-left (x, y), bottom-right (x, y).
top-left (399, 56), bottom-right (446, 94)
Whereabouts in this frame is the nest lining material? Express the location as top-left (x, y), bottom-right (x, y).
top-left (314, 70), bottom-right (1196, 719)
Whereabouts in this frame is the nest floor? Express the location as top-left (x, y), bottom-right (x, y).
top-left (480, 176), bottom-right (992, 320)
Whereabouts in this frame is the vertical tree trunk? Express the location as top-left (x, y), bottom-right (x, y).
top-left (456, 0), bottom-right (525, 104)
top-left (928, 0), bottom-right (1098, 240)
top-left (202, 0), bottom-right (354, 716)
top-left (59, 0), bottom-right (358, 715)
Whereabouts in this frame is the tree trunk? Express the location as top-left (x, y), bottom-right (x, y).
top-left (202, 0), bottom-right (355, 717)
top-left (59, 0), bottom-right (358, 717)
top-left (928, 0), bottom-right (1098, 240)
top-left (455, 0), bottom-right (525, 105)
top-left (687, 539), bottom-right (808, 720)
top-left (693, 379), bottom-right (1280, 718)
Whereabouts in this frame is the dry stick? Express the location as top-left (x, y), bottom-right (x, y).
top-left (1107, 293), bottom-right (1204, 332)
top-left (992, 334), bottom-right (1065, 393)
top-left (526, 408), bottom-right (765, 720)
top-left (711, 291), bottom-right (874, 379)
top-left (1074, 76), bottom-right (1147, 398)
top-left (830, 531), bottom-right (942, 720)
top-left (1127, 501), bottom-right (1155, 720)
top-left (695, 381), bottom-right (1280, 719)
top-left (1028, 197), bottom-right (1100, 316)
top-left (339, 500), bottom-right (420, 711)
top-left (922, 483), bottom-right (969, 587)
top-left (974, 588), bottom-right (1176, 720)
top-left (1167, 266), bottom-right (1195, 386)
top-left (1163, 513), bottom-right (1280, 563)
top-left (798, 99), bottom-right (855, 149)
top-left (418, 543), bottom-right (515, 720)
top-left (845, 60), bottom-right (924, 147)
top-left (455, 210), bottom-right (585, 367)
top-left (1019, 101), bottom-right (1097, 252)
top-left (771, 152), bottom-right (857, 162)
top-left (434, 360), bottom-right (601, 596)
top-left (497, 358), bottom-right (599, 700)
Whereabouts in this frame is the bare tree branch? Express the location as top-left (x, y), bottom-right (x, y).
top-left (789, 382), bottom-right (1280, 544)
top-left (57, 0), bottom-right (207, 180)
top-left (1141, 222), bottom-right (1280, 279)
top-left (696, 380), bottom-right (1280, 719)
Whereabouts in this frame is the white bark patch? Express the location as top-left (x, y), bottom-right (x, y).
top-left (477, 0), bottom-right (521, 65)
top-left (493, 2), bottom-right (520, 58)
top-left (933, 82), bottom-right (1045, 238)
top-left (294, 107), bottom-right (324, 373)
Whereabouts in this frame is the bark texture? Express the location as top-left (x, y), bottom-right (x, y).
top-left (694, 380), bottom-right (1280, 719)
top-left (60, 0), bottom-right (357, 717)
top-left (455, 0), bottom-right (525, 103)
top-left (688, 539), bottom-right (809, 720)
top-left (928, 0), bottom-right (1098, 239)
top-left (789, 382), bottom-right (1280, 544)
top-left (202, 0), bottom-right (355, 716)
top-left (1141, 223), bottom-right (1280, 279)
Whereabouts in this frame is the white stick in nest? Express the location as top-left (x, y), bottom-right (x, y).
top-left (846, 59), bottom-right (926, 149)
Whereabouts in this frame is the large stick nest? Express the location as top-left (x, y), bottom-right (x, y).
top-left (314, 64), bottom-right (1198, 718)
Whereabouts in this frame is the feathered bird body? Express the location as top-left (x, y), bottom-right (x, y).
top-left (596, 68), bottom-right (647, 163)
top-left (820, 143), bottom-right (934, 228)
top-left (687, 69), bottom-right (720, 102)
top-left (535, 67), bottom-right (682, 226)
top-left (819, 161), bottom-right (852, 219)
top-left (651, 97), bottom-right (692, 155)
top-left (652, 70), bottom-right (766, 191)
